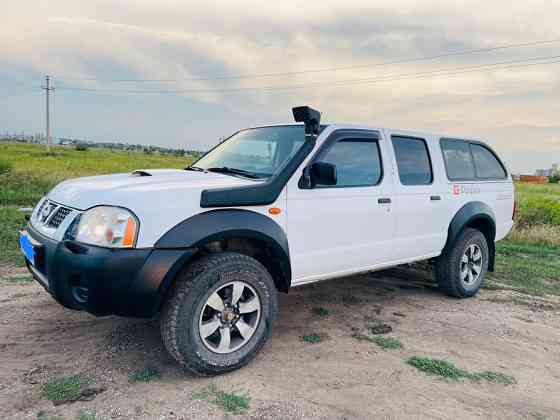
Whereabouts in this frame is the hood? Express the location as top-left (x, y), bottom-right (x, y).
top-left (46, 169), bottom-right (258, 247)
top-left (48, 169), bottom-right (253, 210)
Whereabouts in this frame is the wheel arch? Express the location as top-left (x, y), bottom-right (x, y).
top-left (154, 209), bottom-right (292, 294)
top-left (444, 201), bottom-right (496, 271)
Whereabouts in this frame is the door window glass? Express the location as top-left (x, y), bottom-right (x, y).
top-left (440, 139), bottom-right (476, 180)
top-left (392, 136), bottom-right (433, 185)
top-left (315, 137), bottom-right (382, 187)
top-left (470, 144), bottom-right (507, 179)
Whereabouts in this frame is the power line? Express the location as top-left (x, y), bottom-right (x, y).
top-left (54, 54), bottom-right (560, 95)
top-left (55, 37), bottom-right (560, 83)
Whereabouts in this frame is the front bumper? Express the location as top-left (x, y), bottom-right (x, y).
top-left (23, 225), bottom-right (196, 317)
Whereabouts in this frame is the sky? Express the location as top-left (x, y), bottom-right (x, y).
top-left (1, 0), bottom-right (560, 173)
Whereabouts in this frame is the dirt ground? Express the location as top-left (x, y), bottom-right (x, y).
top-left (1, 264), bottom-right (559, 420)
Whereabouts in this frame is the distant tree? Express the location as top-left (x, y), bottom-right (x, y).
top-left (549, 174), bottom-right (559, 184)
top-left (75, 143), bottom-right (89, 152)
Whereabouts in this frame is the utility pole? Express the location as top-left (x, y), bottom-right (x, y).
top-left (41, 75), bottom-right (55, 152)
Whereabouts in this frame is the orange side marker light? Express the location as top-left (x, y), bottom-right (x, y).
top-left (268, 207), bottom-right (282, 215)
top-left (122, 218), bottom-right (136, 247)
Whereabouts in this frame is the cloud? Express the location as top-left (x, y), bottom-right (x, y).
top-left (1, 0), bottom-right (560, 172)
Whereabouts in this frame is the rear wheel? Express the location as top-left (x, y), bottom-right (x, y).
top-left (436, 228), bottom-right (489, 298)
top-left (161, 252), bottom-right (278, 375)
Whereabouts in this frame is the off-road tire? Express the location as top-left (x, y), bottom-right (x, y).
top-left (436, 228), bottom-right (489, 298)
top-left (160, 252), bottom-right (277, 376)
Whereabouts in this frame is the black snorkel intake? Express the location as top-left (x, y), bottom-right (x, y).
top-left (292, 106), bottom-right (321, 139)
top-left (200, 105), bottom-right (323, 208)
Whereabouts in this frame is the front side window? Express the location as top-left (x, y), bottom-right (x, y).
top-left (391, 136), bottom-right (433, 185)
top-left (470, 144), bottom-right (507, 179)
top-left (194, 126), bottom-right (305, 179)
top-left (315, 137), bottom-right (382, 187)
top-left (440, 139), bottom-right (476, 180)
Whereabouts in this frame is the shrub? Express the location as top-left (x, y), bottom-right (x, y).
top-left (549, 175), bottom-right (559, 184)
top-left (0, 159), bottom-right (11, 175)
top-left (75, 143), bottom-right (89, 151)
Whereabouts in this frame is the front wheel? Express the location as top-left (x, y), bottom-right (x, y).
top-left (436, 228), bottom-right (489, 298)
top-left (161, 252), bottom-right (278, 375)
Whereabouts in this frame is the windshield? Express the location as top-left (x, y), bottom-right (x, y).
top-left (193, 126), bottom-right (305, 179)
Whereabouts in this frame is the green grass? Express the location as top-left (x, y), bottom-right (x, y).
top-left (0, 142), bottom-right (194, 206)
top-left (192, 384), bottom-right (250, 415)
top-left (352, 333), bottom-right (403, 350)
top-left (0, 142), bottom-right (196, 266)
top-left (515, 182), bottom-right (560, 227)
top-left (36, 411), bottom-right (63, 420)
top-left (515, 182), bottom-right (560, 203)
top-left (0, 159), bottom-right (11, 175)
top-left (301, 333), bottom-right (323, 344)
top-left (130, 367), bottom-right (160, 382)
top-left (372, 336), bottom-right (403, 350)
top-left (311, 306), bottom-right (329, 316)
top-left (41, 375), bottom-right (90, 404)
top-left (407, 357), bottom-right (515, 385)
top-left (75, 409), bottom-right (97, 420)
top-left (489, 241), bottom-right (560, 296)
top-left (0, 206), bottom-right (28, 266)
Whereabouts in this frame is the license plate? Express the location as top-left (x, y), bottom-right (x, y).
top-left (19, 232), bottom-right (36, 266)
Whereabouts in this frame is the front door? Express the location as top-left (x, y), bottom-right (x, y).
top-left (286, 129), bottom-right (396, 284)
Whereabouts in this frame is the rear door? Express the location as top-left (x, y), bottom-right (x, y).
top-left (387, 132), bottom-right (448, 260)
top-left (286, 129), bottom-right (396, 283)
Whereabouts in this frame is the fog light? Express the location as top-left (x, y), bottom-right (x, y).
top-left (72, 285), bottom-right (89, 304)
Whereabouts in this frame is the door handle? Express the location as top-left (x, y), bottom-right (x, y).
top-left (378, 198), bottom-right (392, 204)
top-left (430, 195), bottom-right (441, 201)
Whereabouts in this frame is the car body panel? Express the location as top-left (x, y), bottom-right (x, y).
top-left (23, 122), bottom-right (515, 317)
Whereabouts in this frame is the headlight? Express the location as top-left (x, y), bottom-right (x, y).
top-left (74, 206), bottom-right (139, 248)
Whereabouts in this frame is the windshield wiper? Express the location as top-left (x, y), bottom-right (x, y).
top-left (206, 167), bottom-right (261, 179)
top-left (185, 166), bottom-right (206, 172)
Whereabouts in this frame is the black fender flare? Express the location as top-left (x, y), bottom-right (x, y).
top-left (155, 209), bottom-right (292, 291)
top-left (443, 201), bottom-right (496, 271)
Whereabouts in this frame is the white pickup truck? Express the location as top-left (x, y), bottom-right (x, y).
top-left (20, 106), bottom-right (514, 375)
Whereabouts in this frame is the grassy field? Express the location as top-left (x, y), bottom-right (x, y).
top-left (1, 142), bottom-right (559, 297)
top-left (0, 142), bottom-right (194, 206)
top-left (0, 142), bottom-right (195, 266)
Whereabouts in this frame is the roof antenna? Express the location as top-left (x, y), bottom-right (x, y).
top-left (292, 106), bottom-right (321, 138)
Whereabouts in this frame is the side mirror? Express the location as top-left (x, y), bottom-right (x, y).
top-left (310, 162), bottom-right (337, 187)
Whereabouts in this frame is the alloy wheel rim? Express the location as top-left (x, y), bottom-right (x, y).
top-left (198, 281), bottom-right (261, 354)
top-left (460, 244), bottom-right (483, 286)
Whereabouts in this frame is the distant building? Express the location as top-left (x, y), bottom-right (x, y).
top-left (535, 163), bottom-right (559, 177)
top-left (520, 175), bottom-right (549, 183)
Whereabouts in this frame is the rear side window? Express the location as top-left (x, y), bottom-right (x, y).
top-left (315, 137), bottom-right (382, 187)
top-left (440, 139), bottom-right (476, 180)
top-left (391, 136), bottom-right (433, 185)
top-left (470, 144), bottom-right (507, 179)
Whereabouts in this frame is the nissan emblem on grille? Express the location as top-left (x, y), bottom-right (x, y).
top-left (40, 202), bottom-right (57, 223)
top-left (36, 200), bottom-right (72, 228)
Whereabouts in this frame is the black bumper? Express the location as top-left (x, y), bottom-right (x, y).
top-left (24, 226), bottom-right (196, 317)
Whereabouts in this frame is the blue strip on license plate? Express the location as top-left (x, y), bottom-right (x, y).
top-left (19, 233), bottom-right (36, 266)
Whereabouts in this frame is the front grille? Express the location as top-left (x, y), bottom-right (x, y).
top-left (47, 207), bottom-right (72, 228)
